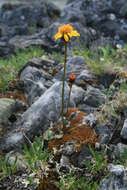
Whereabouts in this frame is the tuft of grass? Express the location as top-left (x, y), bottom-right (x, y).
top-left (74, 44), bottom-right (127, 75)
top-left (23, 136), bottom-right (53, 173)
top-left (0, 153), bottom-right (18, 180)
top-left (56, 172), bottom-right (98, 190)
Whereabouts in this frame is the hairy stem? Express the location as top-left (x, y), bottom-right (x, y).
top-left (61, 42), bottom-right (67, 128)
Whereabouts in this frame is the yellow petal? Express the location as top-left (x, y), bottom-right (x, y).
top-left (64, 34), bottom-right (70, 42)
top-left (69, 30), bottom-right (80, 37)
top-left (54, 32), bottom-right (62, 41)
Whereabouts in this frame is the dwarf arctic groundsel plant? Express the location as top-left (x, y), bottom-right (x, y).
top-left (54, 24), bottom-right (80, 128)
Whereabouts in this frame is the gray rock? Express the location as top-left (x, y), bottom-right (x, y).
top-left (26, 80), bottom-right (47, 105)
top-left (99, 164), bottom-right (127, 190)
top-left (20, 66), bottom-right (48, 105)
top-left (0, 98), bottom-right (26, 144)
top-left (120, 3), bottom-right (127, 18)
top-left (0, 98), bottom-right (16, 126)
top-left (19, 57), bottom-right (58, 105)
top-left (60, 141), bottom-right (77, 156)
top-left (121, 119), bottom-right (127, 140)
top-left (0, 41), bottom-right (14, 58)
top-left (71, 145), bottom-right (91, 168)
top-left (108, 164), bottom-right (125, 176)
top-left (78, 103), bottom-right (97, 114)
top-left (95, 124), bottom-right (112, 144)
top-left (75, 69), bottom-right (97, 88)
top-left (9, 34), bottom-right (52, 51)
top-left (0, 1), bottom-right (60, 38)
top-left (99, 72), bottom-right (116, 88)
top-left (60, 155), bottom-right (70, 168)
top-left (83, 113), bottom-right (97, 127)
top-left (0, 81), bottom-right (70, 152)
top-left (55, 56), bottom-right (86, 81)
top-left (70, 85), bottom-right (85, 105)
top-left (84, 86), bottom-right (106, 108)
top-left (114, 143), bottom-right (127, 159)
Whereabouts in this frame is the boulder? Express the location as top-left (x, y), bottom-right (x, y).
top-left (0, 82), bottom-right (70, 152)
top-left (19, 57), bottom-right (59, 105)
top-left (70, 85), bottom-right (85, 105)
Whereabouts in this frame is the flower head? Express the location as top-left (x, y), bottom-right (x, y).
top-left (69, 73), bottom-right (76, 83)
top-left (54, 24), bottom-right (80, 43)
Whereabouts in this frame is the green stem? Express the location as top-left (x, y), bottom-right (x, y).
top-left (61, 42), bottom-right (67, 128)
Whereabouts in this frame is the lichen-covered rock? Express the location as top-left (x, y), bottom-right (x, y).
top-left (75, 69), bottom-right (97, 88)
top-left (95, 124), bottom-right (112, 144)
top-left (55, 56), bottom-right (86, 81)
top-left (71, 144), bottom-right (92, 168)
top-left (83, 86), bottom-right (106, 108)
top-left (19, 57), bottom-right (58, 105)
top-left (0, 82), bottom-right (70, 152)
top-left (83, 113), bottom-right (97, 127)
top-left (0, 98), bottom-right (16, 126)
top-left (70, 85), bottom-right (85, 105)
top-left (99, 164), bottom-right (127, 190)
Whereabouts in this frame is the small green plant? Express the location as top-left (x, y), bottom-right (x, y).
top-left (23, 136), bottom-right (53, 173)
top-left (56, 172), bottom-right (98, 190)
top-left (50, 51), bottom-right (64, 64)
top-left (84, 147), bottom-right (107, 176)
top-left (56, 172), bottom-right (77, 190)
top-left (0, 153), bottom-right (18, 180)
top-left (116, 148), bottom-right (127, 167)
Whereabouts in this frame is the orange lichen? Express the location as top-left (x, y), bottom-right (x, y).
top-left (48, 108), bottom-right (98, 151)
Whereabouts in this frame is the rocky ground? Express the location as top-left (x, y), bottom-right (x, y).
top-left (0, 0), bottom-right (127, 190)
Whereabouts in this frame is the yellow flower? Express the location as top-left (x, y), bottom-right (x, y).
top-left (54, 24), bottom-right (80, 42)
